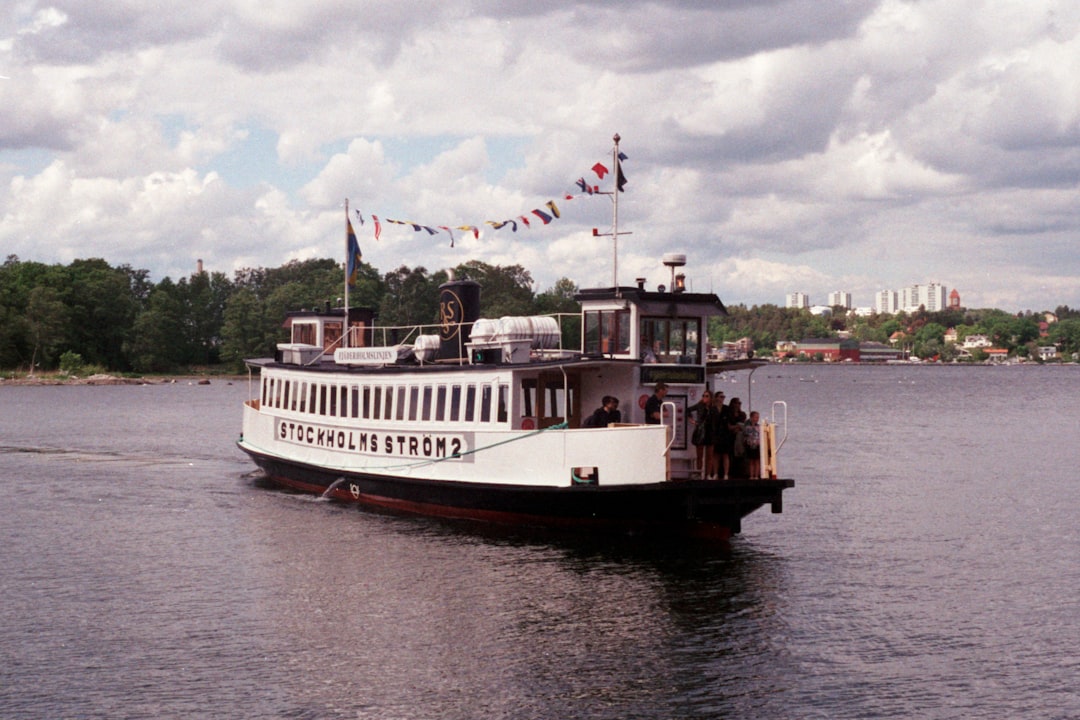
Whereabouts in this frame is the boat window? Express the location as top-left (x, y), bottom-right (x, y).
top-left (323, 321), bottom-right (342, 351)
top-left (309, 383), bottom-right (318, 414)
top-left (480, 385), bottom-right (492, 423)
top-left (497, 384), bottom-right (508, 423)
top-left (339, 386), bottom-right (347, 417)
top-left (362, 386), bottom-right (371, 419)
top-left (640, 317), bottom-right (702, 363)
top-left (584, 309), bottom-right (631, 355)
top-left (396, 387), bottom-right (407, 421)
top-left (435, 386), bottom-right (447, 421)
top-left (382, 385), bottom-right (393, 420)
top-left (449, 385), bottom-right (461, 422)
top-left (294, 322), bottom-right (316, 346)
top-left (409, 386), bottom-right (419, 421)
top-left (350, 385), bottom-right (359, 418)
top-left (546, 384), bottom-right (563, 417)
top-left (328, 385), bottom-right (337, 416)
top-left (520, 379), bottom-right (535, 417)
top-left (284, 380), bottom-right (292, 411)
top-left (319, 384), bottom-right (328, 416)
top-left (298, 382), bottom-right (307, 413)
top-left (372, 386), bottom-right (383, 420)
top-left (464, 385), bottom-right (476, 422)
top-left (422, 386), bottom-right (433, 421)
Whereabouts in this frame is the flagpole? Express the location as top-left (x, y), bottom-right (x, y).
top-left (343, 198), bottom-right (350, 348)
top-left (612, 133), bottom-right (620, 290)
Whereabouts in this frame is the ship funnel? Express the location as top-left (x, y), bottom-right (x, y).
top-left (437, 280), bottom-right (480, 361)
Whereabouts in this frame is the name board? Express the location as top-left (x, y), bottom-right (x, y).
top-left (640, 366), bottom-right (705, 385)
top-left (334, 347), bottom-right (400, 365)
top-left (276, 418), bottom-right (471, 462)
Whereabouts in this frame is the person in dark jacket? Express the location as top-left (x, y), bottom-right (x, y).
top-left (644, 383), bottom-right (668, 424)
top-left (583, 396), bottom-right (621, 428)
top-left (687, 390), bottom-right (717, 478)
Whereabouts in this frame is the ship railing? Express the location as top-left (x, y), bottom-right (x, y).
top-left (335, 312), bottom-right (585, 363)
top-left (770, 401), bottom-right (788, 453)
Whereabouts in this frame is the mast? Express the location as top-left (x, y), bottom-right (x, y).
top-left (591, 133), bottom-right (631, 291)
top-left (343, 198), bottom-right (350, 348)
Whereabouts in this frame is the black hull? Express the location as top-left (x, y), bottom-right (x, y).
top-left (238, 443), bottom-right (793, 539)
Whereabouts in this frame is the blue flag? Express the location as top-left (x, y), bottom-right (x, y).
top-left (347, 218), bottom-right (362, 287)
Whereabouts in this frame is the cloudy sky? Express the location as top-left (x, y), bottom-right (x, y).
top-left (2, 0), bottom-right (1078, 312)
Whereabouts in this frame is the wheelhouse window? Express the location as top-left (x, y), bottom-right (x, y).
top-left (640, 317), bottom-right (701, 363)
top-left (584, 308), bottom-right (631, 355)
top-left (293, 322), bottom-right (317, 345)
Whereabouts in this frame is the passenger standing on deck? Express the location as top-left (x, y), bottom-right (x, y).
top-left (687, 390), bottom-right (716, 479)
top-left (712, 395), bottom-right (730, 479)
top-left (721, 397), bottom-right (747, 479)
top-left (644, 382), bottom-right (668, 424)
top-left (743, 410), bottom-right (762, 479)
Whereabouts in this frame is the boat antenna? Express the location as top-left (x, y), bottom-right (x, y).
top-left (591, 133), bottom-right (632, 291)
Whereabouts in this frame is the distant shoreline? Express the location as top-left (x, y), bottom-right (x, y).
top-left (1, 373), bottom-right (247, 386)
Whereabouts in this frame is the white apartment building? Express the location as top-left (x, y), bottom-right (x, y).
top-left (828, 291), bottom-right (852, 309)
top-left (900, 283), bottom-right (949, 312)
top-left (786, 292), bottom-right (810, 309)
top-left (875, 290), bottom-right (898, 314)
top-left (923, 283), bottom-right (948, 312)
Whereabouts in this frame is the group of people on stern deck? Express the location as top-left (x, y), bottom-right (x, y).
top-left (687, 388), bottom-right (762, 480)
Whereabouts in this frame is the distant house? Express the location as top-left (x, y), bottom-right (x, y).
top-left (1038, 346), bottom-right (1058, 361)
top-left (944, 327), bottom-right (958, 344)
top-left (797, 338), bottom-right (859, 362)
top-left (775, 340), bottom-right (798, 359)
top-left (963, 334), bottom-right (992, 349)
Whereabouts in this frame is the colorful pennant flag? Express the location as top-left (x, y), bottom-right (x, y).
top-left (349, 149), bottom-right (625, 243)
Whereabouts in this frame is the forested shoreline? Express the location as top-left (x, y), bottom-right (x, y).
top-left (2, 254), bottom-right (1078, 376)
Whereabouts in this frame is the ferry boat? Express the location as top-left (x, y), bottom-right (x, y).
top-left (237, 263), bottom-right (794, 539)
top-left (238, 138), bottom-right (793, 539)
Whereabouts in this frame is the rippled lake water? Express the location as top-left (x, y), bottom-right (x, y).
top-left (1, 365), bottom-right (1077, 719)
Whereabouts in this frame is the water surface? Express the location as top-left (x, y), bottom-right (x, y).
top-left (1, 366), bottom-right (1077, 718)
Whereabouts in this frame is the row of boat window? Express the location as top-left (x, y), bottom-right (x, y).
top-left (262, 376), bottom-right (510, 424)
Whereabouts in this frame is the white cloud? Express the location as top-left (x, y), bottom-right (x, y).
top-left (0, 0), bottom-right (1078, 313)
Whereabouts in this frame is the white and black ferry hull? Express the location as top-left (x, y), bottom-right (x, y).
top-left (239, 443), bottom-right (793, 539)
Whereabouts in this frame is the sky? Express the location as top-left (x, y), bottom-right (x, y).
top-left (2, 0), bottom-right (1079, 313)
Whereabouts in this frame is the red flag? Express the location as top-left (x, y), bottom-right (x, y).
top-left (592, 163), bottom-right (609, 179)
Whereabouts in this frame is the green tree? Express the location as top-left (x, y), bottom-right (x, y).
top-left (451, 261), bottom-right (535, 318)
top-left (125, 279), bottom-right (186, 372)
top-left (26, 286), bottom-right (68, 373)
top-left (378, 265), bottom-right (447, 329)
top-left (220, 287), bottom-right (270, 366)
top-left (63, 259), bottom-right (143, 370)
top-left (1048, 318), bottom-right (1080, 359)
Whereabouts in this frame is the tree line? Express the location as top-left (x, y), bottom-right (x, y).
top-left (3, 253), bottom-right (1078, 375)
top-left (0, 255), bottom-right (579, 374)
